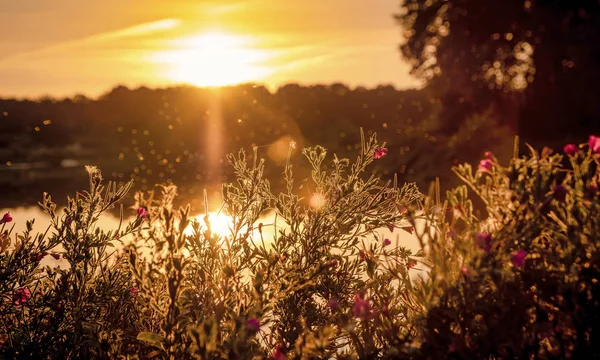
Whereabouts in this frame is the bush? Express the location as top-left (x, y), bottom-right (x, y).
top-left (1, 133), bottom-right (600, 359)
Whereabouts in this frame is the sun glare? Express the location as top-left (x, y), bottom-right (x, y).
top-left (184, 212), bottom-right (234, 238)
top-left (150, 31), bottom-right (274, 87)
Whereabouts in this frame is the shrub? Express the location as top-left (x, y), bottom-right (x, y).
top-left (2, 133), bottom-right (600, 359)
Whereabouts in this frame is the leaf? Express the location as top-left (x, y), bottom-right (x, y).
top-left (137, 332), bottom-right (165, 349)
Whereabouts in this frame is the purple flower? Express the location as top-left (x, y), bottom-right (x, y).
top-left (589, 135), bottom-right (600, 154)
top-left (511, 250), bottom-right (527, 268)
top-left (373, 147), bottom-right (388, 159)
top-left (137, 207), bottom-right (148, 219)
top-left (129, 287), bottom-right (138, 298)
top-left (50, 253), bottom-right (60, 260)
top-left (589, 184), bottom-right (598, 193)
top-left (31, 252), bottom-right (44, 262)
top-left (14, 287), bottom-right (31, 305)
top-left (1, 212), bottom-right (12, 224)
top-left (352, 293), bottom-right (373, 320)
top-left (246, 317), bottom-right (260, 332)
top-left (563, 144), bottom-right (578, 156)
top-left (273, 345), bottom-right (287, 360)
top-left (383, 238), bottom-right (391, 246)
top-left (387, 224), bottom-right (394, 232)
top-left (553, 185), bottom-right (568, 201)
top-left (477, 159), bottom-right (493, 173)
top-left (475, 232), bottom-right (492, 253)
top-left (328, 297), bottom-right (339, 310)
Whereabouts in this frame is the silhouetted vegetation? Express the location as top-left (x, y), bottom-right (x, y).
top-left (0, 83), bottom-right (513, 210)
top-left (396, 0), bottom-right (600, 149)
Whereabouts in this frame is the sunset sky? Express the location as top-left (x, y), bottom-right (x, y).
top-left (0, 0), bottom-right (419, 98)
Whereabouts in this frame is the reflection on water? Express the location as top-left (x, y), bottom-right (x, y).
top-left (1, 206), bottom-right (425, 279)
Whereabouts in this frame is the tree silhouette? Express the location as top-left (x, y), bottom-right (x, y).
top-left (396, 0), bottom-right (600, 147)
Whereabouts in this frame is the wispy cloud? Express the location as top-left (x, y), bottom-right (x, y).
top-left (0, 18), bottom-right (181, 66)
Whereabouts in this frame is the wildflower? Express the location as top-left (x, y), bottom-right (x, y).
top-left (246, 317), bottom-right (260, 332)
top-left (477, 159), bottom-right (493, 173)
top-left (14, 287), bottom-right (31, 305)
top-left (0, 212), bottom-right (12, 224)
top-left (383, 238), bottom-right (391, 246)
top-left (401, 226), bottom-right (414, 234)
top-left (31, 252), bottom-right (44, 262)
top-left (484, 151), bottom-right (497, 161)
top-left (273, 345), bottom-right (286, 360)
top-left (373, 147), bottom-right (388, 159)
top-left (588, 183), bottom-right (598, 193)
top-left (352, 293), bottom-right (373, 320)
top-left (137, 207), bottom-right (148, 219)
top-left (589, 135), bottom-right (600, 153)
top-left (328, 297), bottom-right (339, 310)
top-left (387, 224), bottom-right (394, 232)
top-left (475, 232), bottom-right (492, 253)
top-left (553, 185), bottom-right (568, 201)
top-left (563, 144), bottom-right (578, 156)
top-left (460, 266), bottom-right (468, 275)
top-left (359, 250), bottom-right (367, 261)
top-left (50, 253), bottom-right (60, 260)
top-left (511, 250), bottom-right (527, 268)
top-left (129, 287), bottom-right (138, 298)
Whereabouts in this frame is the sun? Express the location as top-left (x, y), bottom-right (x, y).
top-left (151, 31), bottom-right (273, 87)
top-left (183, 212), bottom-right (234, 239)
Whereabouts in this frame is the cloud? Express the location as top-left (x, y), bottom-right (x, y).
top-left (0, 19), bottom-right (181, 67)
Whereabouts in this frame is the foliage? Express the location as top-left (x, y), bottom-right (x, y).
top-left (2, 133), bottom-right (600, 359)
top-left (396, 0), bottom-right (600, 145)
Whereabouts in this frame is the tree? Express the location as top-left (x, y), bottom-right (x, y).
top-left (396, 0), bottom-right (600, 147)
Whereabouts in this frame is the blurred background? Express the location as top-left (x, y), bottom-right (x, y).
top-left (1, 0), bottom-right (598, 212)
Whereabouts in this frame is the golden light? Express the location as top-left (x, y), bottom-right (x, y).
top-left (184, 212), bottom-right (234, 238)
top-left (150, 31), bottom-right (274, 87)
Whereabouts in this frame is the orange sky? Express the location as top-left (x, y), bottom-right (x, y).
top-left (0, 0), bottom-right (419, 98)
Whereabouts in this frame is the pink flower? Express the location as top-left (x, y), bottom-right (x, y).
top-left (401, 226), bottom-right (414, 234)
top-left (14, 287), bottom-right (31, 305)
top-left (553, 185), bottom-right (568, 201)
top-left (328, 297), bottom-right (339, 310)
top-left (373, 147), bottom-right (388, 159)
top-left (31, 253), bottom-right (44, 262)
top-left (475, 232), bottom-right (492, 253)
top-left (1, 212), bottom-right (12, 224)
top-left (352, 293), bottom-right (373, 320)
top-left (383, 238), bottom-right (391, 246)
top-left (273, 345), bottom-right (286, 360)
top-left (511, 250), bottom-right (527, 267)
top-left (477, 159), bottom-right (493, 173)
top-left (246, 317), bottom-right (260, 332)
top-left (563, 144), bottom-right (578, 156)
top-left (460, 266), bottom-right (468, 275)
top-left (359, 250), bottom-right (367, 261)
top-left (484, 151), bottom-right (497, 161)
top-left (129, 287), bottom-right (138, 298)
top-left (589, 135), bottom-right (600, 153)
top-left (326, 259), bottom-right (338, 268)
top-left (136, 207), bottom-right (148, 219)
